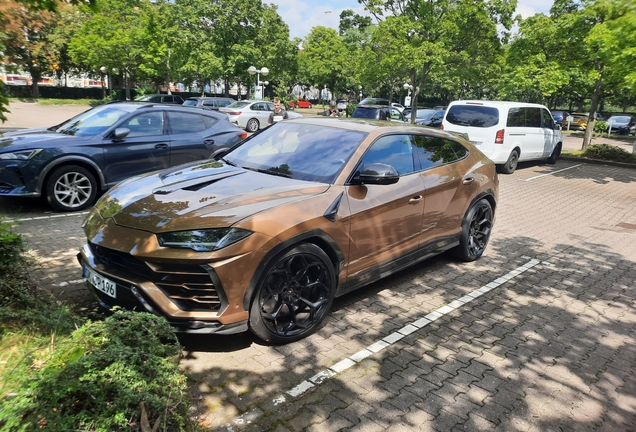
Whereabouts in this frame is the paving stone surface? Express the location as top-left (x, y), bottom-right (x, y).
top-left (1, 153), bottom-right (635, 431)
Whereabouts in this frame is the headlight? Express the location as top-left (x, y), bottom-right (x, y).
top-left (157, 228), bottom-right (253, 252)
top-left (0, 149), bottom-right (43, 160)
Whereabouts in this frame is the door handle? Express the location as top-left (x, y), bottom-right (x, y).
top-left (462, 176), bottom-right (475, 185)
top-left (409, 195), bottom-right (422, 204)
top-left (204, 139), bottom-right (215, 145)
top-left (154, 143), bottom-right (169, 149)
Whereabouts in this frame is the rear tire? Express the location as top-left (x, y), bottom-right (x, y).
top-left (45, 165), bottom-right (97, 212)
top-left (547, 143), bottom-right (561, 164)
top-left (498, 149), bottom-right (519, 174)
top-left (246, 118), bottom-right (260, 132)
top-left (451, 199), bottom-right (494, 262)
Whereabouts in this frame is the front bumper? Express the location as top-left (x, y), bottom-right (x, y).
top-left (0, 162), bottom-right (40, 196)
top-left (77, 242), bottom-right (249, 335)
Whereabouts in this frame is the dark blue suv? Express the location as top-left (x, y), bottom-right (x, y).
top-left (0, 102), bottom-right (246, 211)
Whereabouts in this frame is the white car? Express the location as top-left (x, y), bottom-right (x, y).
top-left (391, 102), bottom-right (405, 113)
top-left (219, 100), bottom-right (302, 132)
top-left (441, 100), bottom-right (563, 174)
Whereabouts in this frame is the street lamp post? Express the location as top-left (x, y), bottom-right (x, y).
top-left (247, 66), bottom-right (269, 100)
top-left (99, 66), bottom-right (107, 99)
top-left (403, 83), bottom-right (413, 108)
top-left (262, 81), bottom-right (268, 99)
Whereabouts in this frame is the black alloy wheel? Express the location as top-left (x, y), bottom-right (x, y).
top-left (249, 243), bottom-right (336, 344)
top-left (452, 199), bottom-right (494, 262)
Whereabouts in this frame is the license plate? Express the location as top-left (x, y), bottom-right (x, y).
top-left (84, 265), bottom-right (117, 298)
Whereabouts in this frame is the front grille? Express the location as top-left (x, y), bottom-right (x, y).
top-left (89, 243), bottom-right (223, 312)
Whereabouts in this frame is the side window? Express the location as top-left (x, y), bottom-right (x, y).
top-left (149, 96), bottom-right (162, 103)
top-left (412, 135), bottom-right (468, 170)
top-left (525, 108), bottom-right (542, 128)
top-left (360, 135), bottom-right (415, 175)
top-left (202, 100), bottom-right (215, 107)
top-left (542, 109), bottom-right (554, 129)
top-left (390, 108), bottom-right (402, 120)
top-left (266, 102), bottom-right (274, 111)
top-left (252, 103), bottom-right (265, 111)
top-left (120, 112), bottom-right (164, 137)
top-left (507, 108), bottom-right (525, 127)
top-left (168, 111), bottom-right (208, 134)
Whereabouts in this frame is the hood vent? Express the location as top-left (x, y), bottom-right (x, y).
top-left (153, 170), bottom-right (244, 195)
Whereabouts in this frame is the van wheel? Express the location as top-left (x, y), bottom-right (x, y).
top-left (547, 144), bottom-right (561, 164)
top-left (499, 150), bottom-right (519, 174)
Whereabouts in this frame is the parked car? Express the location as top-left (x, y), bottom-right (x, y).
top-left (402, 106), bottom-right (429, 119)
top-left (78, 117), bottom-right (498, 343)
top-left (0, 103), bottom-right (247, 212)
top-left (183, 97), bottom-right (234, 110)
top-left (359, 97), bottom-right (390, 106)
top-left (219, 100), bottom-right (302, 132)
top-left (442, 100), bottom-right (563, 174)
top-left (408, 108), bottom-right (445, 127)
top-left (606, 115), bottom-right (636, 135)
top-left (391, 102), bottom-right (405, 113)
top-left (288, 98), bottom-right (312, 109)
top-left (135, 94), bottom-right (185, 104)
top-left (336, 99), bottom-right (348, 112)
top-left (351, 105), bottom-right (405, 122)
top-left (551, 110), bottom-right (569, 125)
top-left (563, 113), bottom-right (589, 130)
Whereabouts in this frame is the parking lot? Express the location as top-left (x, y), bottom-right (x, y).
top-left (2, 157), bottom-right (635, 431)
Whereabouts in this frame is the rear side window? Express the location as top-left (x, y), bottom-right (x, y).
top-left (446, 105), bottom-right (499, 128)
top-left (412, 135), bottom-right (468, 170)
top-left (168, 112), bottom-right (217, 134)
top-left (352, 107), bottom-right (380, 119)
top-left (506, 107), bottom-right (543, 128)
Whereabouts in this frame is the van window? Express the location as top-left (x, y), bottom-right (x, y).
top-left (542, 109), bottom-right (554, 129)
top-left (526, 108), bottom-right (542, 128)
top-left (506, 107), bottom-right (543, 128)
top-left (446, 105), bottom-right (499, 128)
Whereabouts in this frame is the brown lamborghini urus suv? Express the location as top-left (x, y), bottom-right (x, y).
top-left (78, 117), bottom-right (498, 343)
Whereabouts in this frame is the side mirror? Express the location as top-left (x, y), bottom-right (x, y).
top-left (354, 163), bottom-right (399, 185)
top-left (112, 127), bottom-right (130, 140)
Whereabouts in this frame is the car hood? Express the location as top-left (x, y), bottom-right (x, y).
top-left (92, 159), bottom-right (330, 232)
top-left (0, 130), bottom-right (85, 150)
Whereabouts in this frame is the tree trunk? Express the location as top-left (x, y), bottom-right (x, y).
top-left (581, 68), bottom-right (604, 150)
top-left (125, 71), bottom-right (131, 101)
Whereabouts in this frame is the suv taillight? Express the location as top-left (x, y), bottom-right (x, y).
top-left (495, 129), bottom-right (504, 144)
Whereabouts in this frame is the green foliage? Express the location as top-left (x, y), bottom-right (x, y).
top-left (581, 144), bottom-right (636, 163)
top-left (594, 120), bottom-right (609, 133)
top-left (0, 310), bottom-right (192, 432)
top-left (345, 102), bottom-right (356, 117)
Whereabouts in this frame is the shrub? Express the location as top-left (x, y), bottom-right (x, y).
top-left (594, 120), bottom-right (609, 133)
top-left (582, 144), bottom-right (636, 163)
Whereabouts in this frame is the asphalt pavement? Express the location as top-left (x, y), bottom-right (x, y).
top-left (1, 101), bottom-right (635, 431)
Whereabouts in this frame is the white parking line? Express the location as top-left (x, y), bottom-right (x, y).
top-left (224, 258), bottom-right (543, 429)
top-left (524, 164), bottom-right (582, 182)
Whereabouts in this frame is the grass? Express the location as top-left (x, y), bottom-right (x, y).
top-left (9, 97), bottom-right (106, 106)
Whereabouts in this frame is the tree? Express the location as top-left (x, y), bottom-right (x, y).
top-left (0, 0), bottom-right (60, 97)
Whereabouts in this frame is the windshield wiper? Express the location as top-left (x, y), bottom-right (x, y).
top-left (221, 157), bottom-right (237, 167)
top-left (242, 166), bottom-right (293, 178)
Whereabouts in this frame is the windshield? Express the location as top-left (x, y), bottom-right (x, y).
top-left (609, 116), bottom-right (630, 122)
top-left (55, 105), bottom-right (130, 136)
top-left (224, 122), bottom-right (367, 183)
top-left (226, 101), bottom-right (251, 109)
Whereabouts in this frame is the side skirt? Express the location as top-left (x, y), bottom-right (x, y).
top-left (336, 234), bottom-right (460, 297)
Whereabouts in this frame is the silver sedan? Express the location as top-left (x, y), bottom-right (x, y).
top-left (219, 100), bottom-right (302, 132)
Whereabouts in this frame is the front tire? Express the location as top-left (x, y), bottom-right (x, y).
top-left (451, 199), bottom-right (493, 262)
top-left (45, 165), bottom-right (97, 212)
top-left (246, 118), bottom-right (260, 132)
top-left (547, 143), bottom-right (561, 164)
top-left (249, 243), bottom-right (336, 344)
top-left (498, 149), bottom-right (519, 174)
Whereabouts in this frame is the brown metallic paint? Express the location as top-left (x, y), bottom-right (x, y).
top-left (79, 119), bottom-right (498, 332)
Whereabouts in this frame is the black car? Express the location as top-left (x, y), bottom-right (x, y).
top-left (607, 115), bottom-right (636, 135)
top-left (183, 97), bottom-right (235, 110)
top-left (352, 105), bottom-right (405, 122)
top-left (135, 94), bottom-right (185, 104)
top-left (0, 103), bottom-right (247, 212)
top-left (406, 108), bottom-right (445, 127)
top-left (358, 97), bottom-right (390, 106)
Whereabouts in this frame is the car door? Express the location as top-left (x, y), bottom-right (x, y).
top-left (541, 108), bottom-right (557, 157)
top-left (250, 102), bottom-right (272, 129)
top-left (166, 110), bottom-right (220, 164)
top-left (412, 135), bottom-right (474, 247)
top-left (524, 107), bottom-right (545, 159)
top-left (345, 134), bottom-right (425, 279)
top-left (102, 110), bottom-right (170, 186)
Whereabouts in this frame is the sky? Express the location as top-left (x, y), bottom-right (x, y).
top-left (267, 0), bottom-right (556, 40)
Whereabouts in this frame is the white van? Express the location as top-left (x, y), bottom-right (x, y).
top-left (441, 100), bottom-right (563, 174)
